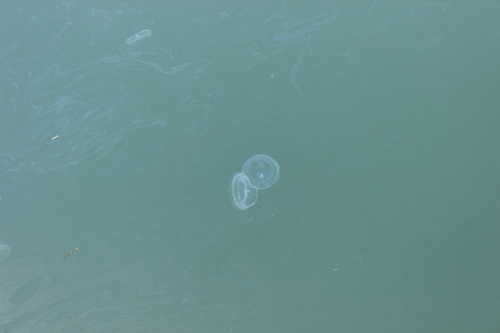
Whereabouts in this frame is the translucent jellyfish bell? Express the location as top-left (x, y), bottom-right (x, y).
top-left (0, 244), bottom-right (11, 262)
top-left (229, 172), bottom-right (258, 210)
top-left (125, 29), bottom-right (152, 45)
top-left (242, 154), bottom-right (280, 189)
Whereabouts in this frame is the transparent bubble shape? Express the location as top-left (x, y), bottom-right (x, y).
top-left (242, 154), bottom-right (280, 189)
top-left (229, 173), bottom-right (258, 210)
top-left (0, 244), bottom-right (11, 262)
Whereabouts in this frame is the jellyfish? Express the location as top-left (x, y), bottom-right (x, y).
top-left (242, 154), bottom-right (280, 189)
top-left (229, 172), bottom-right (258, 210)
